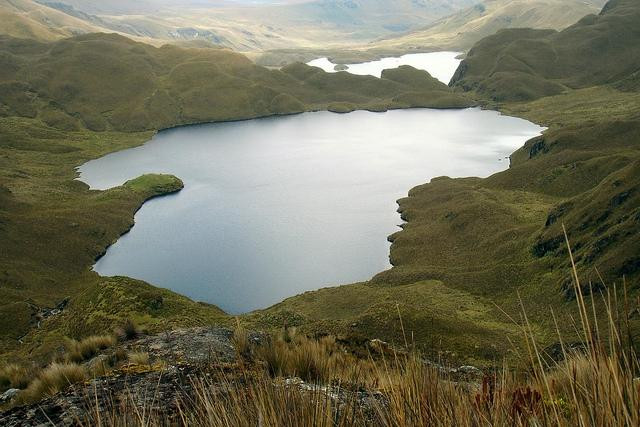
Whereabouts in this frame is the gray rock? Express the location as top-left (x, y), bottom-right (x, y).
top-left (456, 365), bottom-right (483, 379)
top-left (0, 388), bottom-right (19, 403)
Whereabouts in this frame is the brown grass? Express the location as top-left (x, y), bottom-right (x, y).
top-left (73, 229), bottom-right (639, 426)
top-left (65, 335), bottom-right (117, 363)
top-left (232, 318), bottom-right (251, 360)
top-left (0, 363), bottom-right (35, 390)
top-left (127, 352), bottom-right (150, 366)
top-left (20, 362), bottom-right (87, 404)
top-left (254, 329), bottom-right (376, 384)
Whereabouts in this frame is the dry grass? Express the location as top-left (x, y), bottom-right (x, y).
top-left (74, 229), bottom-right (640, 426)
top-left (127, 352), bottom-right (150, 366)
top-left (65, 335), bottom-right (117, 363)
top-left (20, 362), bottom-right (87, 404)
top-left (232, 318), bottom-right (251, 360)
top-left (255, 329), bottom-right (377, 384)
top-left (0, 363), bottom-right (35, 390)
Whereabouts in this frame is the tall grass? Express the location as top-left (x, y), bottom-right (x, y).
top-left (62, 231), bottom-right (640, 425)
top-left (65, 335), bottom-right (117, 363)
top-left (20, 362), bottom-right (87, 404)
top-left (0, 363), bottom-right (34, 390)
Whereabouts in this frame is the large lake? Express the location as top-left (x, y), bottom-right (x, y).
top-left (79, 108), bottom-right (544, 314)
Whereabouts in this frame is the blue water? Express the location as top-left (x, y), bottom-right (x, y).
top-left (79, 108), bottom-right (544, 314)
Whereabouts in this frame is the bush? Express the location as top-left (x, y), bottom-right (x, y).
top-left (115, 319), bottom-right (141, 341)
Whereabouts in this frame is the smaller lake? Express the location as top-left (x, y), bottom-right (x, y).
top-left (307, 52), bottom-right (462, 84)
top-left (79, 108), bottom-right (545, 314)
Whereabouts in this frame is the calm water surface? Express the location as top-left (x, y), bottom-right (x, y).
top-left (79, 109), bottom-right (544, 314)
top-left (307, 52), bottom-right (462, 83)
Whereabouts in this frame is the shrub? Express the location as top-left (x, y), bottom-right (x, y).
top-left (115, 319), bottom-right (141, 341)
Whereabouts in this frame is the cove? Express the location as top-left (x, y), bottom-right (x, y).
top-left (307, 52), bottom-right (462, 83)
top-left (79, 108), bottom-right (544, 314)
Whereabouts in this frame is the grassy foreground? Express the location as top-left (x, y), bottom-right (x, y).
top-left (2, 256), bottom-right (637, 426)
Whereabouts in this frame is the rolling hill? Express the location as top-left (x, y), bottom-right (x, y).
top-left (0, 0), bottom-right (110, 40)
top-left (450, 0), bottom-right (640, 100)
top-left (0, 32), bottom-right (471, 133)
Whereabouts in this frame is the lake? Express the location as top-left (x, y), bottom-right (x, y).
top-left (79, 108), bottom-right (545, 314)
top-left (307, 52), bottom-right (462, 84)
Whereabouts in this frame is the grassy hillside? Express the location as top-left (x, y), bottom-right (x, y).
top-left (252, 0), bottom-right (640, 364)
top-left (0, 0), bottom-right (111, 40)
top-left (450, 0), bottom-right (640, 101)
top-left (371, 0), bottom-right (607, 52)
top-left (0, 33), bottom-right (471, 133)
top-left (0, 32), bottom-right (471, 362)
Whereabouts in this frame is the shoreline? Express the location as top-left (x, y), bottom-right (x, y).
top-left (82, 104), bottom-right (545, 316)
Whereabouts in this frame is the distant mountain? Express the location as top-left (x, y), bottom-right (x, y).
top-left (371, 0), bottom-right (608, 51)
top-left (267, 0), bottom-right (481, 38)
top-left (39, 0), bottom-right (313, 15)
top-left (0, 0), bottom-right (481, 50)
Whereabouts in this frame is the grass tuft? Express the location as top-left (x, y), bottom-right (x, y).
top-left (21, 363), bottom-right (87, 403)
top-left (0, 363), bottom-right (35, 390)
top-left (127, 352), bottom-right (150, 366)
top-left (115, 319), bottom-right (141, 342)
top-left (65, 335), bottom-right (117, 363)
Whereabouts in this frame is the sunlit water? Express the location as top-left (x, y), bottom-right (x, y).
top-left (79, 108), bottom-right (544, 314)
top-left (307, 52), bottom-right (462, 84)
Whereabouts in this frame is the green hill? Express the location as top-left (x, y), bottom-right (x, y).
top-left (450, 0), bottom-right (640, 101)
top-left (0, 32), bottom-right (471, 133)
